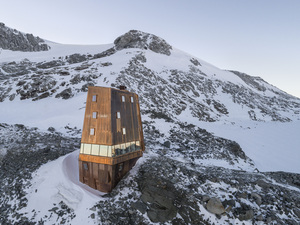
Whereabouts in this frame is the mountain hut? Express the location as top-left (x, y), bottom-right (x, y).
top-left (78, 86), bottom-right (145, 192)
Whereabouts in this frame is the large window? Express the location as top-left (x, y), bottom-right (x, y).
top-left (80, 141), bottom-right (142, 157)
top-left (91, 144), bottom-right (99, 155)
top-left (92, 95), bottom-right (97, 102)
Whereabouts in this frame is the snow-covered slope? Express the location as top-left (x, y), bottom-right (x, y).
top-left (1, 30), bottom-right (299, 171)
top-left (1, 29), bottom-right (300, 224)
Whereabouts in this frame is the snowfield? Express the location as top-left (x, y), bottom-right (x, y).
top-left (19, 150), bottom-right (100, 224)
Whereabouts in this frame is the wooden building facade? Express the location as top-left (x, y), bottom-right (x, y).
top-left (79, 86), bottom-right (145, 192)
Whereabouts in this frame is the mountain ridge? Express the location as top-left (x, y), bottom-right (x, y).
top-left (0, 22), bottom-right (50, 52)
top-left (0, 26), bottom-right (300, 224)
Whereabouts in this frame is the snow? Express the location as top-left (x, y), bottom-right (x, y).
top-left (0, 94), bottom-right (86, 134)
top-left (20, 150), bottom-right (104, 224)
top-left (0, 42), bottom-right (114, 63)
top-left (198, 120), bottom-right (300, 173)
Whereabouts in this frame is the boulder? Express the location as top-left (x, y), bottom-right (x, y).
top-left (251, 192), bottom-right (262, 206)
top-left (239, 209), bottom-right (254, 221)
top-left (206, 197), bottom-right (225, 215)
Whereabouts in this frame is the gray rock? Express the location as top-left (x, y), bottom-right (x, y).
top-left (67, 54), bottom-right (87, 64)
top-left (206, 197), bottom-right (225, 215)
top-left (202, 195), bottom-right (210, 202)
top-left (163, 141), bottom-right (171, 148)
top-left (190, 58), bottom-right (201, 66)
top-left (36, 60), bottom-right (64, 69)
top-left (132, 201), bottom-right (147, 214)
top-left (55, 88), bottom-right (73, 100)
top-left (9, 94), bottom-right (16, 101)
top-left (114, 30), bottom-right (172, 56)
top-left (256, 214), bottom-right (263, 221)
top-left (0, 23), bottom-right (50, 52)
top-left (293, 208), bottom-right (300, 218)
top-left (239, 209), bottom-right (254, 221)
top-left (251, 192), bottom-right (262, 206)
top-left (256, 179), bottom-right (270, 189)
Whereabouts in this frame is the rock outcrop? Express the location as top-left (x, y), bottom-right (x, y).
top-left (0, 22), bottom-right (50, 52)
top-left (114, 30), bottom-right (172, 55)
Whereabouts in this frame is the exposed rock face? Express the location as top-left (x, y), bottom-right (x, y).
top-left (93, 155), bottom-right (300, 224)
top-left (114, 30), bottom-right (172, 55)
top-left (0, 22), bottom-right (50, 52)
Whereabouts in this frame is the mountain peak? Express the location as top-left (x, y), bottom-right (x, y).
top-left (0, 22), bottom-right (50, 52)
top-left (114, 30), bottom-right (172, 55)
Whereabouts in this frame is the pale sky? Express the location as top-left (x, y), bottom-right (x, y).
top-left (1, 0), bottom-right (299, 98)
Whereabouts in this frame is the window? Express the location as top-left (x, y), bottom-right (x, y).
top-left (92, 95), bottom-right (97, 102)
top-left (90, 128), bottom-right (95, 135)
top-left (122, 128), bottom-right (126, 135)
top-left (80, 143), bottom-right (84, 154)
top-left (130, 96), bottom-right (134, 103)
top-left (121, 95), bottom-right (125, 102)
top-left (116, 112), bottom-right (121, 119)
top-left (131, 142), bottom-right (136, 151)
top-left (92, 112), bottom-right (97, 119)
top-left (136, 141), bottom-right (141, 150)
top-left (83, 163), bottom-right (88, 171)
top-left (118, 163), bottom-right (124, 172)
top-left (91, 144), bottom-right (99, 156)
top-left (83, 143), bottom-right (92, 154)
top-left (100, 145), bottom-right (108, 156)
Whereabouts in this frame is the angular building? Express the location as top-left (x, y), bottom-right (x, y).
top-left (78, 86), bottom-right (145, 192)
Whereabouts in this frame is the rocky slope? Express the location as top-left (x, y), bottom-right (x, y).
top-left (0, 22), bottom-right (50, 52)
top-left (0, 28), bottom-right (300, 224)
top-left (0, 30), bottom-right (299, 123)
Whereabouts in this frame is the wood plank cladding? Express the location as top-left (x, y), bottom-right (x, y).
top-left (81, 86), bottom-right (145, 149)
top-left (79, 86), bottom-right (145, 192)
top-left (81, 87), bottom-right (112, 145)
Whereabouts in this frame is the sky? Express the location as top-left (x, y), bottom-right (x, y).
top-left (1, 0), bottom-right (299, 98)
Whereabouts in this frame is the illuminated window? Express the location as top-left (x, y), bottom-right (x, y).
top-left (92, 95), bottom-right (97, 102)
top-left (122, 96), bottom-right (125, 102)
top-left (100, 145), bottom-right (107, 156)
top-left (122, 128), bottom-right (126, 135)
top-left (90, 128), bottom-right (95, 135)
top-left (131, 96), bottom-right (134, 103)
top-left (92, 112), bottom-right (97, 119)
top-left (116, 112), bottom-right (121, 119)
top-left (91, 144), bottom-right (99, 155)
